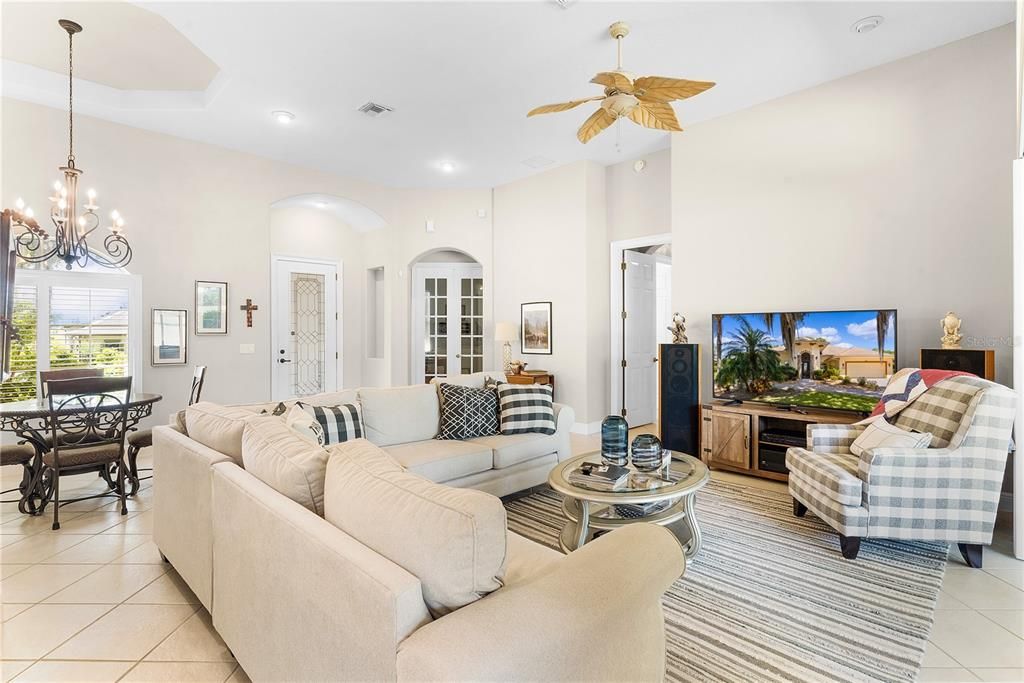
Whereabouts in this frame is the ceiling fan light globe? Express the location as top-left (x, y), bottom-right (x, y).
top-left (602, 93), bottom-right (639, 118)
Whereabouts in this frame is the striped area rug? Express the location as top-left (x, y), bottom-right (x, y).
top-left (504, 480), bottom-right (948, 683)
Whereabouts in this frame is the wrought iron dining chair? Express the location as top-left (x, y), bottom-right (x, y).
top-left (39, 368), bottom-right (105, 397)
top-left (126, 365), bottom-right (206, 492)
top-left (1, 443), bottom-right (36, 505)
top-left (43, 375), bottom-right (133, 530)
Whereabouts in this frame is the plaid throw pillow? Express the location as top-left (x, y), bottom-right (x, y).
top-left (437, 384), bottom-right (500, 440)
top-left (496, 383), bottom-right (555, 435)
top-left (298, 402), bottom-right (363, 445)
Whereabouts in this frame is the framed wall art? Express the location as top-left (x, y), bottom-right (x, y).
top-left (152, 309), bottom-right (187, 365)
top-left (520, 301), bottom-right (552, 355)
top-left (196, 281), bottom-right (228, 335)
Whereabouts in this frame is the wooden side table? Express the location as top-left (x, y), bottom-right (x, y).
top-left (505, 372), bottom-right (555, 400)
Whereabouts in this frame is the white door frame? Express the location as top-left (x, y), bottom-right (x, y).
top-left (609, 233), bottom-right (672, 419)
top-left (410, 262), bottom-right (484, 384)
top-left (270, 255), bottom-right (341, 400)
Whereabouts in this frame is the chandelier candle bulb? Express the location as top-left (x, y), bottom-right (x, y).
top-left (14, 198), bottom-right (24, 210)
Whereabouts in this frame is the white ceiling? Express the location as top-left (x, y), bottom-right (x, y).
top-left (2, 1), bottom-right (1014, 189)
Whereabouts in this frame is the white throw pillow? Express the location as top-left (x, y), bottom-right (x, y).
top-left (241, 415), bottom-right (330, 515)
top-left (285, 404), bottom-right (326, 446)
top-left (850, 419), bottom-right (934, 456)
top-left (323, 439), bottom-right (507, 617)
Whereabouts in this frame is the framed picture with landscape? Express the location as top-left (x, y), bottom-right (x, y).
top-left (195, 281), bottom-right (228, 335)
top-left (152, 309), bottom-right (187, 365)
top-left (521, 301), bottom-right (552, 355)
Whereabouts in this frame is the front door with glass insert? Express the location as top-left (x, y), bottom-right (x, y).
top-left (412, 264), bottom-right (484, 384)
top-left (272, 257), bottom-right (338, 400)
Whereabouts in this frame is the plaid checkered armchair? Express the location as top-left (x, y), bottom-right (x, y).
top-left (785, 375), bottom-right (1016, 567)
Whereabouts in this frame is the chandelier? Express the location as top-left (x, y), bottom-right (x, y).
top-left (10, 19), bottom-right (131, 270)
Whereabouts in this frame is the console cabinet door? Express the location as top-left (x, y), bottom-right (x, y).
top-left (710, 412), bottom-right (750, 470)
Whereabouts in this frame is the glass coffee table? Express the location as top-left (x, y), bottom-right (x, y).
top-left (548, 452), bottom-right (710, 557)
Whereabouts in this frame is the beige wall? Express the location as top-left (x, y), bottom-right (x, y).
top-left (672, 25), bottom-right (1015, 398)
top-left (607, 148), bottom-right (671, 243)
top-left (1, 97), bottom-right (488, 424)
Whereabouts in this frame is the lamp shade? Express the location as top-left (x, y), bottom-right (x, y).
top-left (494, 322), bottom-right (517, 342)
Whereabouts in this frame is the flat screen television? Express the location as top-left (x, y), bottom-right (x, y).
top-left (711, 309), bottom-right (897, 414)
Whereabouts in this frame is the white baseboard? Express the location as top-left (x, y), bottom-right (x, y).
top-left (571, 421), bottom-right (602, 436)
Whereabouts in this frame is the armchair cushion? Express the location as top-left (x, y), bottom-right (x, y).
top-left (850, 419), bottom-right (932, 456)
top-left (785, 448), bottom-right (862, 506)
top-left (806, 423), bottom-right (865, 455)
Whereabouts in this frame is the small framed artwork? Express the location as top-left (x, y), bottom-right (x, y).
top-left (521, 301), bottom-right (552, 355)
top-left (195, 281), bottom-right (228, 335)
top-left (152, 309), bottom-right (187, 365)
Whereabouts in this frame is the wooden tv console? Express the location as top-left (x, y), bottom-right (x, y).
top-left (700, 401), bottom-right (861, 481)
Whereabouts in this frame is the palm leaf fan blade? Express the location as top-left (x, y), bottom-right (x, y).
top-left (590, 71), bottom-right (633, 92)
top-left (627, 101), bottom-right (682, 132)
top-left (527, 96), bottom-right (604, 117)
top-left (633, 76), bottom-right (715, 102)
top-left (577, 108), bottom-right (616, 143)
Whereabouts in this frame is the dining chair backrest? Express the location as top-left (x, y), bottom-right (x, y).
top-left (45, 376), bottom-right (133, 452)
top-left (189, 365), bottom-right (207, 406)
top-left (39, 368), bottom-right (105, 398)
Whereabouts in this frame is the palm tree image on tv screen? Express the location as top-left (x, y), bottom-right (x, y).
top-left (712, 310), bottom-right (896, 413)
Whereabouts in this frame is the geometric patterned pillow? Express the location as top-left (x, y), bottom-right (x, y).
top-left (299, 402), bottom-right (364, 445)
top-left (436, 384), bottom-right (500, 440)
top-left (496, 383), bottom-right (555, 436)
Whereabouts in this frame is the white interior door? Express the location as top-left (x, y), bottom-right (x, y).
top-left (272, 257), bottom-right (338, 401)
top-left (412, 263), bottom-right (484, 384)
top-left (623, 250), bottom-right (658, 427)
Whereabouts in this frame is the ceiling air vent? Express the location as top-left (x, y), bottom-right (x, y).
top-left (358, 102), bottom-right (394, 118)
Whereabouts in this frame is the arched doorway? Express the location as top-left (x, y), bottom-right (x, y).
top-left (409, 249), bottom-right (484, 384)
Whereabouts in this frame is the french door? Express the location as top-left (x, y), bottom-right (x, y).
top-left (622, 250), bottom-right (658, 426)
top-left (271, 257), bottom-right (338, 400)
top-left (411, 263), bottom-right (484, 384)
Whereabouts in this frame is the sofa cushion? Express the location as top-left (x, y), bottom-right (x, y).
top-left (437, 384), bottom-right (499, 440)
top-left (850, 419), bottom-right (933, 456)
top-left (185, 402), bottom-right (258, 464)
top-left (359, 385), bottom-right (439, 446)
top-left (324, 439), bottom-right (507, 617)
top-left (504, 531), bottom-right (561, 587)
top-left (242, 415), bottom-right (329, 515)
top-left (384, 439), bottom-right (493, 483)
top-left (467, 432), bottom-right (560, 470)
top-left (496, 383), bottom-right (556, 435)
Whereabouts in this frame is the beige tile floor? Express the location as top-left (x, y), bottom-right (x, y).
top-left (1, 435), bottom-right (1020, 683)
top-left (1, 450), bottom-right (250, 683)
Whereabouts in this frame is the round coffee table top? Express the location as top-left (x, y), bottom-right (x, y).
top-left (549, 451), bottom-right (709, 505)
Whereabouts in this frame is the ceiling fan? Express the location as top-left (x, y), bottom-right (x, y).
top-left (527, 21), bottom-right (716, 143)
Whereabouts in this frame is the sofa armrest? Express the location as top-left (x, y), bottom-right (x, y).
top-left (396, 523), bottom-right (683, 682)
top-left (807, 423), bottom-right (865, 454)
top-left (552, 402), bottom-right (574, 433)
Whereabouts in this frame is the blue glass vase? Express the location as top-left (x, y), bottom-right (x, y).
top-left (601, 415), bottom-right (628, 466)
top-left (631, 434), bottom-right (663, 472)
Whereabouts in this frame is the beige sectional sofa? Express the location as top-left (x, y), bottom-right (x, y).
top-left (153, 376), bottom-right (685, 680)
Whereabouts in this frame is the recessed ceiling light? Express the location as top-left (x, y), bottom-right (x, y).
top-left (314, 201), bottom-right (328, 209)
top-left (439, 161), bottom-right (457, 173)
top-left (851, 16), bottom-right (883, 34)
top-left (272, 110), bottom-right (295, 124)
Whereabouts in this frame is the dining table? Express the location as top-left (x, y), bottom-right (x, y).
top-left (0, 391), bottom-right (162, 515)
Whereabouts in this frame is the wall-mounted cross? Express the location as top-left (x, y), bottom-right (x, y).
top-left (240, 298), bottom-right (259, 327)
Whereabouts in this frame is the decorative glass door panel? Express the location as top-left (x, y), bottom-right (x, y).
top-left (290, 272), bottom-right (325, 397)
top-left (272, 258), bottom-right (338, 401)
top-left (412, 264), bottom-right (484, 383)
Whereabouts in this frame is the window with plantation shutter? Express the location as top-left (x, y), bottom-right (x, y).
top-left (0, 269), bottom-right (140, 402)
top-left (49, 286), bottom-right (130, 377)
top-left (0, 284), bottom-right (39, 403)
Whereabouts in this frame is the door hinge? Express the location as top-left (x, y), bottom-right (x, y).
top-left (335, 352), bottom-right (339, 359)
top-left (335, 273), bottom-right (338, 281)
top-left (621, 359), bottom-right (627, 368)
top-left (620, 261), bottom-right (627, 271)
top-left (621, 408), bottom-right (628, 417)
top-left (621, 311), bottom-right (627, 320)
top-left (335, 312), bottom-right (338, 320)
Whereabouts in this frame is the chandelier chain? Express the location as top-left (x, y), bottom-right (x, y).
top-left (67, 26), bottom-right (74, 166)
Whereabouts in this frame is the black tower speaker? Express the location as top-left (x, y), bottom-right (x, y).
top-left (919, 348), bottom-right (994, 380)
top-left (659, 343), bottom-right (700, 456)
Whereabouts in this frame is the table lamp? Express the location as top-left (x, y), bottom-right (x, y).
top-left (494, 322), bottom-right (517, 374)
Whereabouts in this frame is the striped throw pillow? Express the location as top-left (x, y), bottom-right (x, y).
top-left (496, 383), bottom-right (555, 435)
top-left (299, 402), bottom-right (364, 445)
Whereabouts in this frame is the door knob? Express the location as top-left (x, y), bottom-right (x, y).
top-left (278, 358), bottom-right (292, 364)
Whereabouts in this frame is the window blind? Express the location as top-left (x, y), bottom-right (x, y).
top-left (0, 284), bottom-right (38, 403)
top-left (49, 286), bottom-right (130, 378)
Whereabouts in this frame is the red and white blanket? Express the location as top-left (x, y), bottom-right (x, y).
top-left (859, 367), bottom-right (972, 424)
